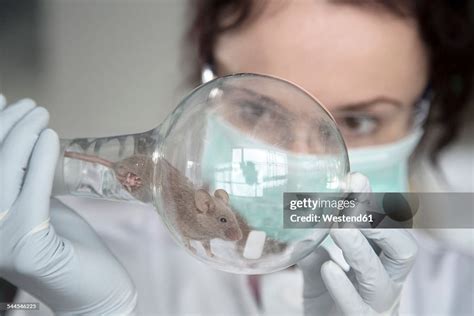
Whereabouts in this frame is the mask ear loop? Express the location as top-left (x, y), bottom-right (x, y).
top-left (201, 64), bottom-right (216, 84)
top-left (414, 86), bottom-right (454, 189)
top-left (409, 85), bottom-right (450, 190)
top-left (413, 86), bottom-right (433, 129)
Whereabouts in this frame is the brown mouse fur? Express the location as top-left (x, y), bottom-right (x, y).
top-left (156, 157), bottom-right (242, 256)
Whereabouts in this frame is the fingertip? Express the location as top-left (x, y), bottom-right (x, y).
top-left (348, 172), bottom-right (371, 193)
top-left (16, 98), bottom-right (37, 108)
top-left (8, 98), bottom-right (37, 114)
top-left (42, 128), bottom-right (59, 142)
top-left (31, 106), bottom-right (50, 124)
top-left (321, 260), bottom-right (344, 279)
top-left (37, 128), bottom-right (60, 158)
top-left (45, 127), bottom-right (59, 148)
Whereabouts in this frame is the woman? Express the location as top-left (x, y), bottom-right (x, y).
top-left (1, 0), bottom-right (472, 315)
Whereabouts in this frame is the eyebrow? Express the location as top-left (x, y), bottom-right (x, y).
top-left (223, 85), bottom-right (292, 116)
top-left (334, 97), bottom-right (403, 111)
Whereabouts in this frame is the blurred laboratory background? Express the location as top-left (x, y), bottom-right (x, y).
top-left (0, 0), bottom-right (189, 137)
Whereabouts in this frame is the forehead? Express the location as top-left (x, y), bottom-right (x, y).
top-left (214, 0), bottom-right (429, 108)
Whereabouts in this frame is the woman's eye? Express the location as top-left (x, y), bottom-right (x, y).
top-left (219, 217), bottom-right (228, 223)
top-left (337, 114), bottom-right (379, 136)
top-left (239, 102), bottom-right (267, 123)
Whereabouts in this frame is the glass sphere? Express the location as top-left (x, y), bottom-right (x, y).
top-left (153, 74), bottom-right (349, 274)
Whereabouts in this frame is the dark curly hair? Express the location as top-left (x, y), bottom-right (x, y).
top-left (186, 0), bottom-right (474, 164)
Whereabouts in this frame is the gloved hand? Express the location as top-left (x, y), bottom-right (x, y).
top-left (298, 173), bottom-right (418, 315)
top-left (0, 96), bottom-right (137, 315)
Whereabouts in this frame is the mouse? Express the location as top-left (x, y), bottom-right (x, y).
top-left (63, 151), bottom-right (243, 257)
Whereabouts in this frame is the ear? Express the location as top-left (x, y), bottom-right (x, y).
top-left (214, 189), bottom-right (229, 205)
top-left (194, 189), bottom-right (214, 214)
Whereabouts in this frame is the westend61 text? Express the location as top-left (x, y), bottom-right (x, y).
top-left (289, 213), bottom-right (374, 224)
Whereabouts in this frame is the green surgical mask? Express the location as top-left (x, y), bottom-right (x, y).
top-left (201, 115), bottom-right (347, 242)
top-left (348, 130), bottom-right (422, 193)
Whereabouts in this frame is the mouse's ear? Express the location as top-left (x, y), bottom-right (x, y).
top-left (195, 189), bottom-right (214, 214)
top-left (214, 189), bottom-right (229, 204)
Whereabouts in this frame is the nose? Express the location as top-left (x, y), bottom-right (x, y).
top-left (289, 127), bottom-right (312, 153)
top-left (226, 227), bottom-right (243, 241)
top-left (288, 125), bottom-right (325, 154)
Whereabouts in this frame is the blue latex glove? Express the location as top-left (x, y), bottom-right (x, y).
top-left (298, 173), bottom-right (418, 315)
top-left (0, 96), bottom-right (137, 315)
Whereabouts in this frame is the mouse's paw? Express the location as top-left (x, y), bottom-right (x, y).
top-left (117, 172), bottom-right (143, 192)
top-left (184, 239), bottom-right (197, 254)
top-left (201, 240), bottom-right (215, 257)
top-left (188, 245), bottom-right (197, 255)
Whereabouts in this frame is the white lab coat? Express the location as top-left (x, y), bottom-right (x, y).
top-left (11, 163), bottom-right (474, 316)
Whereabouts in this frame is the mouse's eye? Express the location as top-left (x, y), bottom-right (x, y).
top-left (219, 217), bottom-right (228, 223)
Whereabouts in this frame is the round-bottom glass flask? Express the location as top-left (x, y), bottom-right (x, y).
top-left (54, 74), bottom-right (349, 274)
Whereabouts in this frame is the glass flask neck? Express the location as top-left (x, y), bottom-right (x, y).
top-left (53, 125), bottom-right (165, 205)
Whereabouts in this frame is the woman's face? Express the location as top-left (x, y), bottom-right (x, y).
top-left (214, 0), bottom-right (429, 148)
